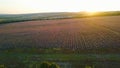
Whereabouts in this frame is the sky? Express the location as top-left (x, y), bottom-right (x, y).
top-left (0, 0), bottom-right (120, 14)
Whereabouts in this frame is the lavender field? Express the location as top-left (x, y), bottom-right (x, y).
top-left (0, 16), bottom-right (120, 53)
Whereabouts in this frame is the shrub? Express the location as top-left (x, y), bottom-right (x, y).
top-left (40, 62), bottom-right (50, 68)
top-left (49, 63), bottom-right (60, 68)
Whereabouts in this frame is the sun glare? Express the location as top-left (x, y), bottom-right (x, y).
top-left (85, 11), bottom-right (98, 16)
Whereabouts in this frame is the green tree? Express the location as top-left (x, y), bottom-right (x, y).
top-left (40, 62), bottom-right (50, 68)
top-left (49, 63), bottom-right (60, 68)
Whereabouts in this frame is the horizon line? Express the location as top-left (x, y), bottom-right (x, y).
top-left (0, 10), bottom-right (120, 15)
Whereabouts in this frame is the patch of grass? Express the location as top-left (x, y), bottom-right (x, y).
top-left (0, 53), bottom-right (120, 61)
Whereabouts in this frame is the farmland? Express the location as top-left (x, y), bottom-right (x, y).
top-left (0, 16), bottom-right (120, 53)
top-left (0, 15), bottom-right (120, 68)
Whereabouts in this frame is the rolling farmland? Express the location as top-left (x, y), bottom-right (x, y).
top-left (0, 15), bottom-right (120, 68)
top-left (0, 16), bottom-right (120, 53)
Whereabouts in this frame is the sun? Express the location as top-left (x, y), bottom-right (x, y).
top-left (84, 11), bottom-right (98, 16)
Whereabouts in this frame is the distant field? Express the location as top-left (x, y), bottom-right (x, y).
top-left (0, 11), bottom-right (120, 24)
top-left (0, 16), bottom-right (120, 54)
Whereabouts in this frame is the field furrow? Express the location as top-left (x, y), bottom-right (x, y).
top-left (0, 16), bottom-right (120, 53)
